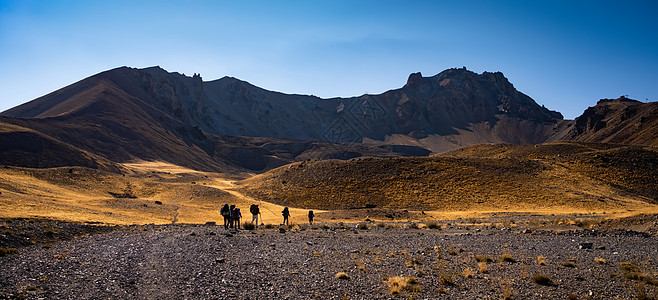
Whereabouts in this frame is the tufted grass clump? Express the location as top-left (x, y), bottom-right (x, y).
top-left (532, 274), bottom-right (554, 286)
top-left (385, 276), bottom-right (421, 295)
top-left (242, 222), bottom-right (255, 230)
top-left (0, 247), bottom-right (18, 256)
top-left (425, 221), bottom-right (441, 229)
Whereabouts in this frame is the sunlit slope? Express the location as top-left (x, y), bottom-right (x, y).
top-left (239, 142), bottom-right (657, 213)
top-left (0, 162), bottom-right (315, 225)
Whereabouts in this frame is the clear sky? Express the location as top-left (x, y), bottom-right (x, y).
top-left (1, 0), bottom-right (656, 119)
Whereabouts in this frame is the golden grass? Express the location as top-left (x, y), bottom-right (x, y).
top-left (1, 153), bottom-right (656, 226)
top-left (385, 276), bottom-right (421, 295)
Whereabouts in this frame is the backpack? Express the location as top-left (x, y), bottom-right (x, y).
top-left (220, 205), bottom-right (230, 217)
top-left (308, 210), bottom-right (314, 218)
top-left (250, 204), bottom-right (257, 215)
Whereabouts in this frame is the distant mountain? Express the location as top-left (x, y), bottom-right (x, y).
top-left (2, 66), bottom-right (654, 173)
top-left (2, 66), bottom-right (565, 151)
top-left (560, 96), bottom-right (658, 146)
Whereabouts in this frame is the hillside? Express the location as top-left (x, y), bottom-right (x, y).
top-left (0, 74), bottom-right (429, 173)
top-left (238, 142), bottom-right (658, 212)
top-left (561, 96), bottom-right (658, 146)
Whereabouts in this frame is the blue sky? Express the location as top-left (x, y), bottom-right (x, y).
top-left (1, 0), bottom-right (656, 119)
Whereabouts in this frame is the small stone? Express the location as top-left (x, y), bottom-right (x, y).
top-left (579, 243), bottom-right (593, 249)
top-left (279, 228), bottom-right (286, 234)
top-left (216, 258), bottom-right (226, 263)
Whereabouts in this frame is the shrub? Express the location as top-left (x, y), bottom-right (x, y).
top-left (562, 260), bottom-right (577, 268)
top-left (243, 222), bottom-right (255, 230)
top-left (595, 257), bottom-right (607, 264)
top-left (537, 256), bottom-right (546, 265)
top-left (357, 223), bottom-right (368, 230)
top-left (501, 254), bottom-right (516, 263)
top-left (335, 272), bottom-right (349, 279)
top-left (425, 221), bottom-right (440, 229)
top-left (532, 274), bottom-right (554, 286)
top-left (478, 262), bottom-right (488, 273)
top-left (264, 224), bottom-right (274, 229)
top-left (0, 247), bottom-right (18, 256)
top-left (463, 267), bottom-right (474, 278)
top-left (475, 255), bottom-right (493, 263)
top-left (385, 276), bottom-right (420, 295)
top-left (408, 223), bottom-right (419, 229)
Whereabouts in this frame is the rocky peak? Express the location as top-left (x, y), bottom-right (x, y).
top-left (404, 72), bottom-right (423, 88)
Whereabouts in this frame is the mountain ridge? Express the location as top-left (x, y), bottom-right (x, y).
top-left (1, 66), bottom-right (656, 173)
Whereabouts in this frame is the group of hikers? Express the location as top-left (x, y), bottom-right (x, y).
top-left (220, 203), bottom-right (315, 229)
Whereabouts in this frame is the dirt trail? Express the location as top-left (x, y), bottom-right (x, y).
top-left (206, 178), bottom-right (324, 225)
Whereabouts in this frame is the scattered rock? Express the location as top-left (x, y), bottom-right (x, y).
top-left (579, 243), bottom-right (593, 249)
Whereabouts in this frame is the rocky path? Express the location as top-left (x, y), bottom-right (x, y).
top-left (1, 222), bottom-right (658, 299)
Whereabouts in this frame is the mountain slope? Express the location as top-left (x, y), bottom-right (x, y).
top-left (239, 142), bottom-right (657, 211)
top-left (561, 96), bottom-right (658, 146)
top-left (2, 66), bottom-right (565, 153)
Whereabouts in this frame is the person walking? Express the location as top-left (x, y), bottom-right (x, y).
top-left (250, 204), bottom-right (260, 227)
top-left (308, 210), bottom-right (315, 225)
top-left (233, 207), bottom-right (242, 229)
top-left (220, 204), bottom-right (230, 229)
top-left (229, 205), bottom-right (236, 229)
top-left (282, 207), bottom-right (290, 225)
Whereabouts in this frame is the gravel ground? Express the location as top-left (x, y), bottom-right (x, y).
top-left (1, 221), bottom-right (658, 299)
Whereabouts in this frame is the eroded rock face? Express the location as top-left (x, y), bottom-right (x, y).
top-left (563, 97), bottom-right (658, 146)
top-left (124, 67), bottom-right (564, 147)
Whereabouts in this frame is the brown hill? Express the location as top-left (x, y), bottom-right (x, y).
top-left (561, 96), bottom-right (658, 146)
top-left (0, 70), bottom-right (429, 173)
top-left (238, 142), bottom-right (657, 211)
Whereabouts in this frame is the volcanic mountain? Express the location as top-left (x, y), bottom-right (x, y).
top-left (1, 66), bottom-right (655, 173)
top-left (561, 96), bottom-right (658, 146)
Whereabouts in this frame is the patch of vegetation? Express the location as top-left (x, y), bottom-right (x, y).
top-left (384, 276), bottom-right (421, 295)
top-left (242, 222), bottom-right (255, 230)
top-left (475, 255), bottom-right (493, 263)
top-left (335, 272), bottom-right (349, 279)
top-left (501, 253), bottom-right (516, 263)
top-left (532, 274), bottom-right (554, 286)
top-left (425, 221), bottom-right (440, 229)
top-left (0, 247), bottom-right (18, 256)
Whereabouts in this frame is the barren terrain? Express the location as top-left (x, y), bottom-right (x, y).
top-left (2, 217), bottom-right (658, 299)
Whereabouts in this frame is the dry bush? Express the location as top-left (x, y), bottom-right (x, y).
top-left (335, 272), bottom-right (350, 279)
top-left (425, 221), bottom-right (440, 229)
top-left (501, 253), bottom-right (516, 263)
top-left (500, 279), bottom-right (513, 300)
top-left (532, 274), bottom-right (554, 286)
top-left (537, 256), bottom-right (546, 266)
top-left (478, 262), bottom-right (488, 273)
top-left (242, 222), bottom-right (255, 230)
top-left (595, 257), bottom-right (607, 264)
top-left (434, 246), bottom-right (442, 259)
top-left (463, 267), bottom-right (474, 278)
top-left (0, 247), bottom-right (18, 256)
top-left (385, 276), bottom-right (421, 295)
top-left (475, 255), bottom-right (493, 263)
